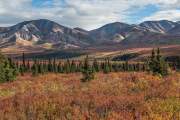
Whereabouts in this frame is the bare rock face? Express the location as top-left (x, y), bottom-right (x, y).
top-left (139, 20), bottom-right (180, 33)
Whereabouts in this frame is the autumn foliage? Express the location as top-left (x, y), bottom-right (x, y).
top-left (0, 71), bottom-right (179, 119)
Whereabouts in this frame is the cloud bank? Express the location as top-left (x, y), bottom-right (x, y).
top-left (0, 0), bottom-right (180, 30)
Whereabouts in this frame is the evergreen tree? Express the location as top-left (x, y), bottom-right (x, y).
top-left (129, 64), bottom-right (132, 71)
top-left (22, 53), bottom-right (26, 70)
top-left (122, 63), bottom-right (125, 71)
top-left (58, 61), bottom-right (63, 73)
top-left (20, 65), bottom-right (25, 76)
top-left (136, 62), bottom-right (141, 72)
top-left (124, 59), bottom-right (130, 71)
top-left (66, 62), bottom-right (71, 74)
top-left (133, 63), bottom-right (136, 71)
top-left (156, 47), bottom-right (164, 75)
top-left (82, 55), bottom-right (94, 82)
top-left (4, 58), bottom-right (15, 82)
top-left (71, 60), bottom-right (76, 73)
top-left (53, 57), bottom-right (56, 71)
top-left (54, 64), bottom-right (58, 74)
top-left (142, 64), bottom-right (146, 72)
top-left (92, 65), bottom-right (96, 73)
top-left (48, 58), bottom-right (53, 72)
top-left (164, 61), bottom-right (172, 76)
top-left (78, 61), bottom-right (83, 72)
top-left (0, 51), bottom-right (5, 83)
top-left (149, 47), bottom-right (156, 73)
top-left (146, 60), bottom-right (151, 72)
top-left (114, 63), bottom-right (118, 72)
top-left (93, 60), bottom-right (100, 72)
top-left (32, 58), bottom-right (39, 77)
top-left (103, 59), bottom-right (110, 74)
top-left (27, 60), bottom-right (30, 71)
top-left (16, 62), bottom-right (19, 69)
top-left (9, 57), bottom-right (12, 68)
top-left (177, 56), bottom-right (180, 70)
top-left (12, 61), bottom-right (19, 77)
top-left (39, 62), bottom-right (44, 75)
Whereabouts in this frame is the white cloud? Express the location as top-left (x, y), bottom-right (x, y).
top-left (140, 10), bottom-right (180, 22)
top-left (0, 0), bottom-right (180, 30)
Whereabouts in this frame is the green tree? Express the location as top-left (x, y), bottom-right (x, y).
top-left (156, 47), bottom-right (164, 75)
top-left (22, 53), bottom-right (26, 70)
top-left (92, 65), bottom-right (96, 73)
top-left (177, 56), bottom-right (180, 70)
top-left (12, 61), bottom-right (19, 77)
top-left (142, 64), bottom-right (146, 72)
top-left (48, 58), bottom-right (53, 72)
top-left (4, 58), bottom-right (15, 82)
top-left (58, 61), bottom-right (63, 73)
top-left (133, 63), bottom-right (136, 71)
top-left (20, 65), bottom-right (25, 76)
top-left (0, 51), bottom-right (5, 83)
top-left (124, 59), bottom-right (130, 71)
top-left (32, 58), bottom-right (39, 77)
top-left (66, 62), bottom-right (71, 74)
top-left (114, 63), bottom-right (118, 72)
top-left (82, 55), bottom-right (94, 82)
top-left (103, 59), bottom-right (110, 74)
top-left (136, 62), bottom-right (141, 72)
top-left (27, 60), bottom-right (30, 71)
top-left (149, 47), bottom-right (156, 73)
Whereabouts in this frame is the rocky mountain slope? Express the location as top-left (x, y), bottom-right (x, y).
top-left (1, 19), bottom-right (180, 51)
top-left (0, 19), bottom-right (95, 50)
top-left (139, 20), bottom-right (180, 33)
top-left (167, 24), bottom-right (180, 35)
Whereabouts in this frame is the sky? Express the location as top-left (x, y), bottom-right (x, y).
top-left (0, 0), bottom-right (180, 30)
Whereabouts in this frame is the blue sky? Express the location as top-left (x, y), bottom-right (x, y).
top-left (0, 0), bottom-right (180, 30)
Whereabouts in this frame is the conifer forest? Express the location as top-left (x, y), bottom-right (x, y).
top-left (0, 47), bottom-right (179, 119)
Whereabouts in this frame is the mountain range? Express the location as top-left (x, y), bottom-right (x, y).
top-left (1, 19), bottom-right (180, 51)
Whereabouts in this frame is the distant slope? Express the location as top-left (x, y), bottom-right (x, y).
top-left (0, 19), bottom-right (96, 50)
top-left (139, 20), bottom-right (180, 33)
top-left (167, 24), bottom-right (180, 35)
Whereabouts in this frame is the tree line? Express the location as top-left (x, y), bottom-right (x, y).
top-left (0, 47), bottom-right (180, 83)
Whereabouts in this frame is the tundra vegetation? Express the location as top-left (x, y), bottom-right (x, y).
top-left (0, 48), bottom-right (179, 119)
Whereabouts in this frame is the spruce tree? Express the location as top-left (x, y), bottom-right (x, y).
top-left (82, 55), bottom-right (94, 82)
top-left (142, 64), bottom-right (146, 72)
top-left (20, 65), bottom-right (25, 76)
top-left (12, 61), bottom-right (19, 77)
top-left (133, 63), bottom-right (136, 71)
top-left (4, 58), bottom-right (15, 82)
top-left (92, 65), bottom-right (96, 73)
top-left (103, 59), bottom-right (110, 74)
top-left (27, 60), bottom-right (30, 71)
top-left (54, 64), bottom-right (58, 74)
top-left (114, 63), bottom-right (118, 72)
top-left (136, 62), bottom-right (141, 72)
top-left (53, 57), bottom-right (56, 71)
top-left (58, 61), bottom-right (63, 73)
top-left (32, 58), bottom-right (39, 77)
top-left (124, 59), bottom-right (130, 71)
top-left (177, 56), bottom-right (180, 70)
top-left (78, 61), bottom-right (83, 72)
top-left (93, 60), bottom-right (100, 72)
top-left (149, 47), bottom-right (156, 73)
top-left (156, 47), bottom-right (164, 75)
top-left (66, 62), bottom-right (71, 74)
top-left (0, 51), bottom-right (5, 83)
top-left (48, 58), bottom-right (53, 72)
top-left (22, 53), bottom-right (26, 70)
top-left (122, 63), bottom-right (125, 71)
